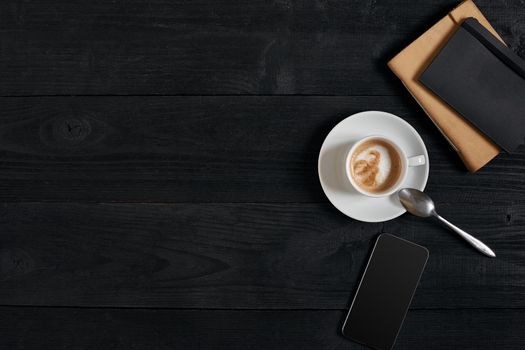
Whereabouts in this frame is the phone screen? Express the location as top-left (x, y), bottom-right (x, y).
top-left (342, 233), bottom-right (428, 350)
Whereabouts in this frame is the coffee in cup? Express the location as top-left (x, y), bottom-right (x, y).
top-left (345, 136), bottom-right (425, 197)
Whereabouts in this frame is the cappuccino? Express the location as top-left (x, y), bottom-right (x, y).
top-left (349, 139), bottom-right (402, 194)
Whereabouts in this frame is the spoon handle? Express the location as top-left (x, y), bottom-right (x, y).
top-left (434, 214), bottom-right (496, 258)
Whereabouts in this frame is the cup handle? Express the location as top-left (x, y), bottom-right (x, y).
top-left (408, 155), bottom-right (426, 167)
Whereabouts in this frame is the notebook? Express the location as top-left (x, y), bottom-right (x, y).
top-left (419, 17), bottom-right (525, 152)
top-left (387, 0), bottom-right (501, 172)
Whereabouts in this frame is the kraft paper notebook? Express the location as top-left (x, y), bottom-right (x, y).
top-left (420, 18), bottom-right (525, 152)
top-left (388, 0), bottom-right (501, 172)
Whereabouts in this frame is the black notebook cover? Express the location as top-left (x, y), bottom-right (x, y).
top-left (419, 18), bottom-right (525, 152)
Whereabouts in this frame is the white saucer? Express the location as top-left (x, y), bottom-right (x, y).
top-left (318, 111), bottom-right (429, 222)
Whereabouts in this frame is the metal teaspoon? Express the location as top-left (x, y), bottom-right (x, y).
top-left (398, 188), bottom-right (496, 258)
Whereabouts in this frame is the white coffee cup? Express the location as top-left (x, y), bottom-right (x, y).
top-left (344, 135), bottom-right (426, 198)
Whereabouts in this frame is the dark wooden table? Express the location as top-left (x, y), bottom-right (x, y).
top-left (1, 1), bottom-right (524, 349)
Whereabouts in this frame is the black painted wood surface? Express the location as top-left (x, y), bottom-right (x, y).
top-left (0, 202), bottom-right (522, 309)
top-left (1, 0), bottom-right (524, 96)
top-left (0, 0), bottom-right (524, 349)
top-left (0, 96), bottom-right (523, 202)
top-left (1, 308), bottom-right (524, 350)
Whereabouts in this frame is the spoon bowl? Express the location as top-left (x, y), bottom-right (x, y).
top-left (398, 188), bottom-right (436, 217)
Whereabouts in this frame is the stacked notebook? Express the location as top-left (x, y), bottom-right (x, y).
top-left (389, 0), bottom-right (525, 172)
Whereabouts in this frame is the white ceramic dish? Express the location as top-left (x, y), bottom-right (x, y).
top-left (318, 111), bottom-right (429, 222)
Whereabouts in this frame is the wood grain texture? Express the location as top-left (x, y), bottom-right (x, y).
top-left (1, 0), bottom-right (524, 95)
top-left (2, 0), bottom-right (525, 347)
top-left (0, 96), bottom-right (524, 202)
top-left (0, 307), bottom-right (523, 350)
top-left (0, 202), bottom-right (523, 309)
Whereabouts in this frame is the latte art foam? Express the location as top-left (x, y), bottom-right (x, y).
top-left (349, 139), bottom-right (402, 194)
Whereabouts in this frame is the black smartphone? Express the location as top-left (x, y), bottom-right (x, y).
top-left (342, 233), bottom-right (429, 350)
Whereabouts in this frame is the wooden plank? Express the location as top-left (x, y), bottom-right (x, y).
top-left (0, 96), bottom-right (524, 202)
top-left (0, 202), bottom-right (523, 309)
top-left (0, 307), bottom-right (523, 349)
top-left (1, 0), bottom-right (523, 95)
